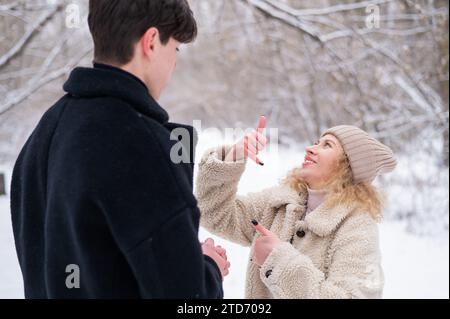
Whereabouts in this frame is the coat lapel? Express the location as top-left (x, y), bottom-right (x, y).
top-left (305, 202), bottom-right (354, 237)
top-left (268, 185), bottom-right (307, 241)
top-left (268, 185), bottom-right (307, 209)
top-left (266, 185), bottom-right (355, 239)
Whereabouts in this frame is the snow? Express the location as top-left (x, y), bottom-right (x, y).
top-left (0, 132), bottom-right (448, 299)
top-left (380, 221), bottom-right (449, 299)
top-left (0, 165), bottom-right (23, 299)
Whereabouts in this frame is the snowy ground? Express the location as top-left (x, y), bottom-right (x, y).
top-left (0, 132), bottom-right (448, 299)
top-left (0, 165), bottom-right (24, 299)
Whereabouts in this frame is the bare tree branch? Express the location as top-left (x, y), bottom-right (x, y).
top-left (241, 0), bottom-right (323, 41)
top-left (264, 0), bottom-right (392, 16)
top-left (0, 3), bottom-right (63, 69)
top-left (0, 45), bottom-right (93, 116)
top-left (0, 1), bottom-right (20, 12)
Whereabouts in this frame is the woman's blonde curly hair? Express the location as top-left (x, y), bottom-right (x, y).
top-left (283, 152), bottom-right (384, 221)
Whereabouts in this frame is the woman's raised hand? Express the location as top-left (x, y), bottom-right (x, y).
top-left (225, 116), bottom-right (268, 165)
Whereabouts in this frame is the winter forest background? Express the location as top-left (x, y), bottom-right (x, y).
top-left (0, 0), bottom-right (448, 298)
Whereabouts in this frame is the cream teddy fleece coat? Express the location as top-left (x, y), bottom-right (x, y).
top-left (195, 146), bottom-right (384, 299)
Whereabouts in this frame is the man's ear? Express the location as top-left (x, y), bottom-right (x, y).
top-left (141, 27), bottom-right (159, 59)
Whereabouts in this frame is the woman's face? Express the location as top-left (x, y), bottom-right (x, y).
top-left (299, 134), bottom-right (345, 189)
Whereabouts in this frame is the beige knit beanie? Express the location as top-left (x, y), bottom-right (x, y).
top-left (322, 125), bottom-right (397, 184)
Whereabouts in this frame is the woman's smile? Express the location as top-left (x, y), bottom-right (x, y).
top-left (302, 155), bottom-right (317, 168)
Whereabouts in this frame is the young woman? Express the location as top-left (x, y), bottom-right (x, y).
top-left (195, 120), bottom-right (397, 299)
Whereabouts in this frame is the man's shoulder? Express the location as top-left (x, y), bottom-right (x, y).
top-left (62, 94), bottom-right (169, 144)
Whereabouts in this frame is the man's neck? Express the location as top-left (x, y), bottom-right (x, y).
top-left (120, 64), bottom-right (147, 87)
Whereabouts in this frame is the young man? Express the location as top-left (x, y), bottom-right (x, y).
top-left (10, 0), bottom-right (228, 299)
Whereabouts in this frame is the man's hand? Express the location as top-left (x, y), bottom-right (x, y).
top-left (251, 220), bottom-right (282, 267)
top-left (202, 238), bottom-right (230, 280)
top-left (225, 116), bottom-right (268, 165)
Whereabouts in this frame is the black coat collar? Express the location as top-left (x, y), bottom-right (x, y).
top-left (63, 63), bottom-right (169, 124)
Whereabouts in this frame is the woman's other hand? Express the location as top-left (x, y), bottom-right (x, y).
top-left (252, 220), bottom-right (282, 267)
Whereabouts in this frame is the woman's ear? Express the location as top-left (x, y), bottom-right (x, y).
top-left (141, 27), bottom-right (159, 59)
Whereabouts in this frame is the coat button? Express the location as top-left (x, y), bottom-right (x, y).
top-left (265, 270), bottom-right (273, 278)
top-left (296, 230), bottom-right (306, 238)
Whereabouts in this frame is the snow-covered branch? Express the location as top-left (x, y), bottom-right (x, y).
top-left (0, 1), bottom-right (20, 12)
top-left (264, 0), bottom-right (392, 17)
top-left (0, 3), bottom-right (63, 69)
top-left (0, 45), bottom-right (93, 116)
top-left (241, 0), bottom-right (323, 41)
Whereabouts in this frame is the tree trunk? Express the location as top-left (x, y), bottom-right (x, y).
top-left (440, 9), bottom-right (449, 167)
top-left (0, 173), bottom-right (5, 196)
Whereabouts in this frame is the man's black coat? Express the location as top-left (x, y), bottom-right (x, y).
top-left (10, 63), bottom-right (223, 299)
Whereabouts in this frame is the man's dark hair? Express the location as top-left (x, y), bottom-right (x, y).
top-left (88, 0), bottom-right (197, 65)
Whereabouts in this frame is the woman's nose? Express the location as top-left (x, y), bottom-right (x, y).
top-left (306, 146), bottom-right (316, 155)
